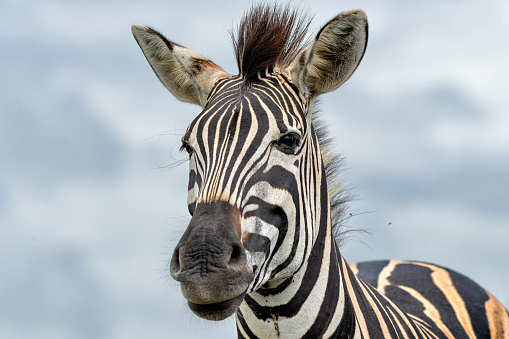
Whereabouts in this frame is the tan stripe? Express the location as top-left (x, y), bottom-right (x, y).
top-left (418, 323), bottom-right (439, 339)
top-left (377, 260), bottom-right (401, 293)
top-left (378, 286), bottom-right (422, 339)
top-left (414, 262), bottom-right (477, 338)
top-left (369, 261), bottom-right (422, 338)
top-left (398, 285), bottom-right (455, 338)
top-left (485, 291), bottom-right (509, 338)
top-left (408, 314), bottom-right (431, 338)
top-left (349, 262), bottom-right (359, 275)
top-left (357, 281), bottom-right (393, 338)
top-left (361, 265), bottom-right (429, 339)
top-left (341, 257), bottom-right (370, 339)
top-left (387, 307), bottom-right (408, 339)
top-left (408, 314), bottom-right (440, 339)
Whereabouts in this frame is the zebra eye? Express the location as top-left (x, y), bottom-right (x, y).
top-left (180, 142), bottom-right (193, 155)
top-left (276, 133), bottom-right (300, 153)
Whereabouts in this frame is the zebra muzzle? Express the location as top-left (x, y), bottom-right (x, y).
top-left (169, 201), bottom-right (254, 320)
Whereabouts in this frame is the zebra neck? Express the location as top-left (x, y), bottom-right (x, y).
top-left (236, 216), bottom-right (358, 337)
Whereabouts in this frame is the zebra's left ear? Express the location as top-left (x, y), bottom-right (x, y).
top-left (131, 25), bottom-right (231, 107)
top-left (288, 10), bottom-right (368, 99)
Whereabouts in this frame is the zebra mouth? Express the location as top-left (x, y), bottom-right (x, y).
top-left (187, 291), bottom-right (247, 321)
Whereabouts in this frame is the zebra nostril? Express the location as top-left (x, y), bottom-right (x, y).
top-left (228, 245), bottom-right (242, 266)
top-left (170, 247), bottom-right (181, 277)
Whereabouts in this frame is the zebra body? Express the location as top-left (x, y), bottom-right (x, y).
top-left (132, 4), bottom-right (509, 338)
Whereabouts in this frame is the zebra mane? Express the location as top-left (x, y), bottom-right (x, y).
top-left (312, 107), bottom-right (353, 246)
top-left (231, 3), bottom-right (311, 84)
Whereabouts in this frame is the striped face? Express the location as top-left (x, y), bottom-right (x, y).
top-left (180, 72), bottom-right (325, 293)
top-left (184, 74), bottom-right (306, 214)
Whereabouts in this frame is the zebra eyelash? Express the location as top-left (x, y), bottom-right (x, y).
top-left (180, 141), bottom-right (194, 155)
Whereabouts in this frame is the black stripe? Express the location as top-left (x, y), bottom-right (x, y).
top-left (355, 260), bottom-right (390, 288)
top-left (331, 280), bottom-right (356, 338)
top-left (236, 309), bottom-right (260, 339)
top-left (448, 267), bottom-right (491, 338)
top-left (302, 242), bottom-right (341, 337)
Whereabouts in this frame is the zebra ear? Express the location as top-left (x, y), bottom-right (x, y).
top-left (289, 10), bottom-right (368, 99)
top-left (131, 25), bottom-right (231, 107)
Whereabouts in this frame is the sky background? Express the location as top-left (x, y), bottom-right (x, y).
top-left (1, 0), bottom-right (508, 338)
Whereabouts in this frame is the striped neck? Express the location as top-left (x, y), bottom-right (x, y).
top-left (235, 169), bottom-right (357, 338)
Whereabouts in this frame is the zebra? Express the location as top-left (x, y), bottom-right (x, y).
top-left (132, 4), bottom-right (509, 338)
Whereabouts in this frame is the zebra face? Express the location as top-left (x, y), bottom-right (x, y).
top-left (170, 74), bottom-right (313, 320)
top-left (132, 5), bottom-right (368, 321)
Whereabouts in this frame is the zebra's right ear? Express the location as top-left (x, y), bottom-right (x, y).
top-left (288, 10), bottom-right (368, 100)
top-left (131, 25), bottom-right (231, 108)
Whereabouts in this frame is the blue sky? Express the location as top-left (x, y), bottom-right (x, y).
top-left (1, 1), bottom-right (508, 338)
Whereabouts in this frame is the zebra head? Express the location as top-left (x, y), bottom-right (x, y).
top-left (132, 5), bottom-right (367, 321)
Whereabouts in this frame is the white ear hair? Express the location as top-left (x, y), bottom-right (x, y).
top-left (132, 25), bottom-right (231, 107)
top-left (288, 10), bottom-right (368, 99)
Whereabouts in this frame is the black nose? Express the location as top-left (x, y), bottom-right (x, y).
top-left (170, 201), bottom-right (245, 280)
top-left (170, 237), bottom-right (246, 280)
top-left (168, 202), bottom-right (253, 307)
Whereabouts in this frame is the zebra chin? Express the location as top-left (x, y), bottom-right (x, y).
top-left (175, 271), bottom-right (253, 321)
top-left (187, 291), bottom-right (248, 321)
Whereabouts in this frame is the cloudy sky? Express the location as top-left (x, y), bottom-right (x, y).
top-left (1, 0), bottom-right (508, 338)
